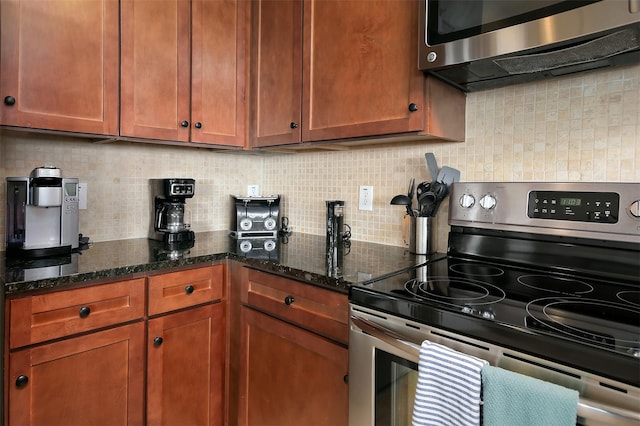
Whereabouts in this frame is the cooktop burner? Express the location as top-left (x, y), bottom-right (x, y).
top-left (356, 256), bottom-right (640, 357)
top-left (405, 277), bottom-right (506, 306)
top-left (517, 274), bottom-right (593, 295)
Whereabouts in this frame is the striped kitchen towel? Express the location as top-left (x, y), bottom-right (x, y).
top-left (411, 340), bottom-right (488, 426)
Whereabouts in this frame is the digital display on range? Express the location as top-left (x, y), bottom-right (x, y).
top-left (528, 191), bottom-right (619, 223)
top-left (560, 197), bottom-right (581, 206)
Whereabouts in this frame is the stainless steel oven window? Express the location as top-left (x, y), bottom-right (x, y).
top-left (374, 349), bottom-right (418, 426)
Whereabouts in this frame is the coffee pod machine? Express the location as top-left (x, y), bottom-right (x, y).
top-left (150, 178), bottom-right (195, 248)
top-left (230, 195), bottom-right (280, 258)
top-left (6, 166), bottom-right (79, 258)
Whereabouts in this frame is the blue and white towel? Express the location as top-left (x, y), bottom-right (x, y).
top-left (412, 340), bottom-right (488, 426)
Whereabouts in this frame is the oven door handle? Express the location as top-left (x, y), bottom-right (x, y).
top-left (351, 315), bottom-right (421, 360)
top-left (351, 314), bottom-right (640, 426)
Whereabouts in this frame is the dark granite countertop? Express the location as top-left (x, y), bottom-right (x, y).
top-left (2, 231), bottom-right (441, 296)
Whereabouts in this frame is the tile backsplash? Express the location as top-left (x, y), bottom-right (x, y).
top-left (1, 64), bottom-right (638, 252)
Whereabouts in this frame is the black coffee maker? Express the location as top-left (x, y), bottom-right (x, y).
top-left (150, 178), bottom-right (195, 248)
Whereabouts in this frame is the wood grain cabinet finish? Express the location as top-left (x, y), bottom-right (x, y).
top-left (148, 264), bottom-right (224, 316)
top-left (146, 264), bottom-right (226, 426)
top-left (8, 278), bottom-right (146, 349)
top-left (6, 264), bottom-right (227, 426)
top-left (0, 0), bottom-right (119, 135)
top-left (251, 0), bottom-right (465, 148)
top-left (120, 0), bottom-right (246, 147)
top-left (238, 269), bottom-right (349, 425)
top-left (238, 307), bottom-right (348, 426)
top-left (8, 322), bottom-right (145, 426)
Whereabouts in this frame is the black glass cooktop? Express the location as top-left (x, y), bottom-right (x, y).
top-left (350, 255), bottom-right (640, 387)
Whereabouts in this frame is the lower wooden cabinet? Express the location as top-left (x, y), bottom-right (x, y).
top-left (147, 303), bottom-right (225, 426)
top-left (5, 264), bottom-right (227, 426)
top-left (8, 322), bottom-right (145, 425)
top-left (238, 284), bottom-right (349, 426)
top-left (236, 269), bottom-right (349, 425)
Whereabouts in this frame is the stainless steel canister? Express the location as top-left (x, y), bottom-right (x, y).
top-left (410, 216), bottom-right (434, 255)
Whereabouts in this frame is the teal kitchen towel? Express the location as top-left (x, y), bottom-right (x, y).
top-left (481, 365), bottom-right (579, 426)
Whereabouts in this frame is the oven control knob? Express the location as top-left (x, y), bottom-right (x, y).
top-left (459, 194), bottom-right (475, 209)
top-left (479, 194), bottom-right (497, 210)
top-left (629, 200), bottom-right (640, 218)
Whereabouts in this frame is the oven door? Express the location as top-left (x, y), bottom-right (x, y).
top-left (349, 311), bottom-right (420, 426)
top-left (349, 304), bottom-right (640, 426)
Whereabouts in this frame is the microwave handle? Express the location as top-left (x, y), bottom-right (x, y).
top-left (350, 315), bottom-right (420, 360)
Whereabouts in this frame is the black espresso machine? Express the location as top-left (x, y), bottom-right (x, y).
top-left (149, 178), bottom-right (195, 248)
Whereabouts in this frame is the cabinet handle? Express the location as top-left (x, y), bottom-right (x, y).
top-left (194, 122), bottom-right (202, 129)
top-left (408, 103), bottom-right (419, 112)
top-left (284, 296), bottom-right (295, 306)
top-left (180, 120), bottom-right (189, 128)
top-left (79, 306), bottom-right (91, 318)
top-left (153, 337), bottom-right (164, 347)
top-left (15, 375), bottom-right (29, 388)
top-left (290, 122), bottom-right (298, 129)
top-left (343, 374), bottom-right (349, 384)
top-left (4, 96), bottom-right (16, 106)
top-left (185, 285), bottom-right (195, 295)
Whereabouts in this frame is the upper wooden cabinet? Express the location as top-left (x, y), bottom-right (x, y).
top-left (250, 0), bottom-right (465, 148)
top-left (120, 0), bottom-right (247, 147)
top-left (0, 0), bottom-right (119, 135)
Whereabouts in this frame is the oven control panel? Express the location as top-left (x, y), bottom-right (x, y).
top-left (449, 182), bottom-right (640, 243)
top-left (527, 191), bottom-right (620, 223)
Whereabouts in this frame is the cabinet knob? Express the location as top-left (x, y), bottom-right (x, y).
top-left (4, 96), bottom-right (16, 106)
top-left (180, 120), bottom-right (189, 128)
top-left (153, 337), bottom-right (164, 347)
top-left (194, 122), bottom-right (202, 129)
top-left (15, 375), bottom-right (29, 388)
top-left (79, 306), bottom-right (91, 318)
top-left (290, 122), bottom-right (298, 129)
top-left (408, 103), bottom-right (419, 112)
top-left (284, 296), bottom-right (295, 306)
top-left (185, 285), bottom-right (195, 295)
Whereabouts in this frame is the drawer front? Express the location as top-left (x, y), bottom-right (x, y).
top-left (9, 278), bottom-right (146, 349)
top-left (148, 265), bottom-right (224, 316)
top-left (243, 269), bottom-right (348, 344)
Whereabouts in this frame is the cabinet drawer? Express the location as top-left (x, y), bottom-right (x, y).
top-left (148, 265), bottom-right (224, 316)
top-left (243, 269), bottom-right (348, 344)
top-left (9, 278), bottom-right (146, 349)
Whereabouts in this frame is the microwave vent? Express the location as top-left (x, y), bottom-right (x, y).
top-left (493, 28), bottom-right (640, 75)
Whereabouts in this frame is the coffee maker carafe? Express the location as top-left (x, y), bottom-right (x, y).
top-left (150, 178), bottom-right (195, 247)
top-left (6, 166), bottom-right (79, 258)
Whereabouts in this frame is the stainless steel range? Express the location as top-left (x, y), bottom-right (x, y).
top-left (349, 182), bottom-right (640, 426)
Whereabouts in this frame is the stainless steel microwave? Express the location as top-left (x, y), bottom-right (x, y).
top-left (419, 0), bottom-right (640, 91)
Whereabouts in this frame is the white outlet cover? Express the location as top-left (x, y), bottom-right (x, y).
top-left (247, 185), bottom-right (259, 197)
top-left (359, 185), bottom-right (373, 211)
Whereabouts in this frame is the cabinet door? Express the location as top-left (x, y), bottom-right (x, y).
top-left (302, 0), bottom-right (425, 141)
top-left (147, 303), bottom-right (225, 426)
top-left (250, 0), bottom-right (303, 147)
top-left (8, 322), bottom-right (145, 426)
top-left (238, 307), bottom-right (348, 426)
top-left (120, 0), bottom-right (191, 141)
top-left (0, 0), bottom-right (119, 135)
top-left (191, 0), bottom-right (246, 147)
